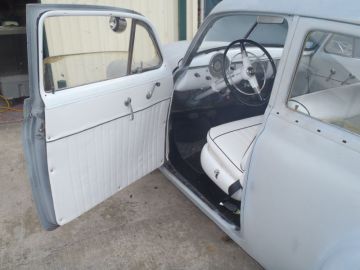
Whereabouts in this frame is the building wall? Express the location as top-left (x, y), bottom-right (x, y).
top-left (41, 0), bottom-right (180, 44)
top-left (203, 0), bottom-right (222, 17)
top-left (186, 0), bottom-right (198, 40)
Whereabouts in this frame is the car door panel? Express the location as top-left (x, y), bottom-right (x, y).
top-left (47, 98), bottom-right (170, 225)
top-left (24, 4), bottom-right (173, 228)
top-left (46, 73), bottom-right (171, 226)
top-left (44, 72), bottom-right (172, 142)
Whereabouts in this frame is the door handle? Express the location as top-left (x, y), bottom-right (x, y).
top-left (146, 82), bottom-right (161, 99)
top-left (124, 97), bottom-right (134, 120)
top-left (326, 68), bottom-right (336, 81)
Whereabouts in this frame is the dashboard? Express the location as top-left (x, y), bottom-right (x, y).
top-left (175, 47), bottom-right (283, 93)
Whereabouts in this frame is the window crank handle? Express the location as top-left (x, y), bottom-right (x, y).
top-left (124, 97), bottom-right (134, 120)
top-left (326, 68), bottom-right (336, 81)
top-left (146, 82), bottom-right (161, 99)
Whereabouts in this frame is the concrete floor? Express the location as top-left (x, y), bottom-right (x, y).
top-left (0, 99), bottom-right (23, 124)
top-left (0, 122), bottom-right (262, 270)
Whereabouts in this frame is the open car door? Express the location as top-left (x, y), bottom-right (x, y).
top-left (23, 4), bottom-right (173, 230)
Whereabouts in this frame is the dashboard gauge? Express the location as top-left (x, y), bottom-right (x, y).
top-left (209, 53), bottom-right (230, 78)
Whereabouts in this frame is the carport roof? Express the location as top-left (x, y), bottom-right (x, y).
top-left (212, 0), bottom-right (360, 25)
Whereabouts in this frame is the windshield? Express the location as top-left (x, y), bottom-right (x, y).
top-left (198, 14), bottom-right (288, 53)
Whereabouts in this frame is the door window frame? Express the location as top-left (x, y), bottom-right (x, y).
top-left (271, 17), bottom-right (360, 152)
top-left (37, 10), bottom-right (163, 96)
top-left (128, 20), bottom-right (163, 75)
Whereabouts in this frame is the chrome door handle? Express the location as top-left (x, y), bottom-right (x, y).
top-left (124, 97), bottom-right (134, 120)
top-left (146, 82), bottom-right (161, 99)
top-left (326, 68), bottom-right (336, 81)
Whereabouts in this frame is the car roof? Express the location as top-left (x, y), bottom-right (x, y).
top-left (212, 0), bottom-right (360, 25)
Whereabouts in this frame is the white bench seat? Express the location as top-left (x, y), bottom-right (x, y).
top-left (200, 115), bottom-right (263, 200)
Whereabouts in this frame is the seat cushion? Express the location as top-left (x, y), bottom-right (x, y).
top-left (201, 116), bottom-right (263, 200)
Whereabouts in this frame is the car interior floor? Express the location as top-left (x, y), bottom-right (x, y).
top-left (168, 95), bottom-right (267, 227)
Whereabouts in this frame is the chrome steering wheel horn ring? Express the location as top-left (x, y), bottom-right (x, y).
top-left (222, 38), bottom-right (277, 106)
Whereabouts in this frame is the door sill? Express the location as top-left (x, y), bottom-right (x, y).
top-left (160, 163), bottom-right (244, 245)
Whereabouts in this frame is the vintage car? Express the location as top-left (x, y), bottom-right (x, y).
top-left (23, 0), bottom-right (360, 269)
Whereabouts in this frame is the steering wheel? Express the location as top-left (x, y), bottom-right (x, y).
top-left (222, 39), bottom-right (277, 106)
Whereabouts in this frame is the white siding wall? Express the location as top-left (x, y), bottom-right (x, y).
top-left (186, 0), bottom-right (198, 40)
top-left (41, 0), bottom-right (180, 44)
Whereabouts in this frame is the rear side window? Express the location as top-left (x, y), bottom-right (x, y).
top-left (325, 34), bottom-right (354, 57)
top-left (288, 31), bottom-right (360, 136)
top-left (42, 15), bottom-right (162, 92)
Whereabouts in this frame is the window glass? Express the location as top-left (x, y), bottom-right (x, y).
top-left (131, 23), bottom-right (162, 74)
top-left (288, 31), bottom-right (360, 136)
top-left (247, 23), bottom-right (288, 47)
top-left (203, 15), bottom-right (255, 43)
top-left (43, 16), bottom-right (132, 92)
top-left (42, 16), bottom-right (162, 92)
top-left (198, 15), bottom-right (288, 53)
top-left (325, 34), bottom-right (354, 57)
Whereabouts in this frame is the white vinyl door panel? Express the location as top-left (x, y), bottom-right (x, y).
top-left (41, 56), bottom-right (172, 226)
top-left (44, 68), bottom-right (172, 141)
top-left (43, 69), bottom-right (172, 225)
top-left (47, 99), bottom-right (169, 225)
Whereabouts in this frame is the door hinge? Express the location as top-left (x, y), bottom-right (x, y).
top-left (36, 122), bottom-right (45, 139)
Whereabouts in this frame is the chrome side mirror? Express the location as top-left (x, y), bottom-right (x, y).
top-left (109, 16), bottom-right (127, 33)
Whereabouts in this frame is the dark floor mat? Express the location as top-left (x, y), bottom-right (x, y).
top-left (169, 102), bottom-right (267, 227)
top-left (173, 115), bottom-right (211, 143)
top-left (169, 132), bottom-right (240, 226)
top-left (176, 140), bottom-right (205, 160)
top-left (184, 151), bottom-right (203, 174)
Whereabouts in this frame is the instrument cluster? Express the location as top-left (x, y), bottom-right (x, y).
top-left (208, 53), bottom-right (230, 78)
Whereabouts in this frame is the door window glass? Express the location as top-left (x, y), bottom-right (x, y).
top-left (43, 16), bottom-right (132, 92)
top-left (42, 16), bottom-right (162, 92)
top-left (288, 31), bottom-right (360, 136)
top-left (131, 23), bottom-right (162, 74)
